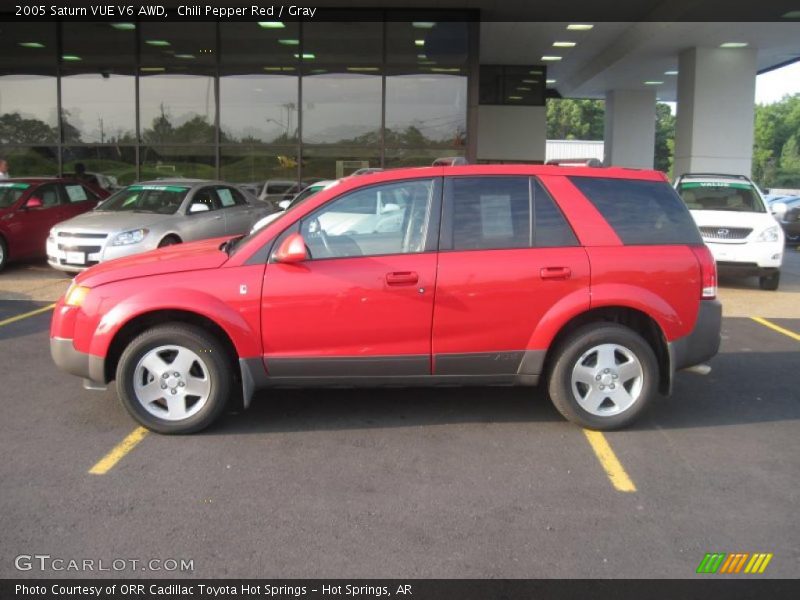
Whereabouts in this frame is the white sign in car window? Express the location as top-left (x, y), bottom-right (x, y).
top-left (217, 188), bottom-right (235, 207)
top-left (479, 195), bottom-right (514, 238)
top-left (65, 185), bottom-right (88, 202)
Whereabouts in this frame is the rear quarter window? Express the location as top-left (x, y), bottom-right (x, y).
top-left (569, 177), bottom-right (702, 245)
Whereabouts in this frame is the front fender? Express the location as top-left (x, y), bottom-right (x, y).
top-left (86, 287), bottom-right (261, 359)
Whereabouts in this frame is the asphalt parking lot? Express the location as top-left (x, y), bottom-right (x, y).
top-left (0, 252), bottom-right (798, 579)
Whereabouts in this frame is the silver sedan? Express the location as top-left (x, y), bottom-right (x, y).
top-left (47, 179), bottom-right (274, 273)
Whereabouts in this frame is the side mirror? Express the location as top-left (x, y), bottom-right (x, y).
top-left (25, 197), bottom-right (43, 209)
top-left (274, 232), bottom-right (307, 264)
top-left (189, 202), bottom-right (210, 213)
top-left (278, 199), bottom-right (291, 210)
top-left (771, 202), bottom-right (787, 219)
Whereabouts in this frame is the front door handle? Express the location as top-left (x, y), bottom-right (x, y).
top-left (540, 266), bottom-right (572, 280)
top-left (386, 271), bottom-right (419, 285)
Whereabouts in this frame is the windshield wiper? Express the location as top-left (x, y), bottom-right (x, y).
top-left (221, 235), bottom-right (245, 255)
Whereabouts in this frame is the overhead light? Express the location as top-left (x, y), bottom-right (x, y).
top-left (61, 54), bottom-right (82, 61)
top-left (546, 79), bottom-right (557, 84)
top-left (412, 22), bottom-right (436, 28)
top-left (529, 69), bottom-right (543, 75)
top-left (782, 10), bottom-right (800, 18)
top-left (553, 41), bottom-right (577, 48)
top-left (293, 53), bottom-right (315, 60)
top-left (417, 54), bottom-right (427, 60)
top-left (720, 42), bottom-right (748, 48)
top-left (278, 39), bottom-right (299, 45)
top-left (430, 67), bottom-right (461, 73)
top-left (18, 42), bottom-right (45, 48)
top-left (419, 60), bottom-right (436, 65)
top-left (264, 66), bottom-right (295, 72)
top-left (145, 40), bottom-right (170, 46)
top-left (644, 80), bottom-right (663, 85)
top-left (175, 54), bottom-right (195, 59)
top-left (347, 67), bottom-right (380, 72)
top-left (541, 56), bottom-right (562, 61)
top-left (508, 96), bottom-right (523, 100)
top-left (140, 67), bottom-right (166, 72)
top-left (567, 24), bottom-right (594, 31)
top-left (522, 79), bottom-right (538, 84)
top-left (516, 86), bottom-right (532, 91)
top-left (110, 22), bottom-right (135, 30)
top-left (414, 39), bottom-right (425, 47)
top-left (258, 22), bottom-right (285, 29)
top-left (664, 70), bottom-right (679, 75)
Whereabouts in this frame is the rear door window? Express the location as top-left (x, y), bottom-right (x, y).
top-left (569, 177), bottom-right (702, 245)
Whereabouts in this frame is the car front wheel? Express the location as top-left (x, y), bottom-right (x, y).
top-left (116, 324), bottom-right (232, 434)
top-left (547, 323), bottom-right (658, 430)
top-left (759, 271), bottom-right (780, 291)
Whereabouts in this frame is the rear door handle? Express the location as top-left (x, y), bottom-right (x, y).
top-left (540, 266), bottom-right (572, 280)
top-left (386, 271), bottom-right (419, 285)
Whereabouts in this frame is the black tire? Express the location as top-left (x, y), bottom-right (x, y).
top-left (158, 235), bottom-right (181, 248)
top-left (116, 324), bottom-right (233, 434)
top-left (0, 236), bottom-right (7, 272)
top-left (759, 271), bottom-right (780, 291)
top-left (547, 323), bottom-right (659, 430)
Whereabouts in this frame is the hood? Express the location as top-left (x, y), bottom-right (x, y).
top-left (689, 210), bottom-right (778, 230)
top-left (53, 210), bottom-right (175, 233)
top-left (76, 237), bottom-right (230, 288)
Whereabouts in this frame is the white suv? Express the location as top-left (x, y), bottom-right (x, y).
top-left (675, 173), bottom-right (784, 290)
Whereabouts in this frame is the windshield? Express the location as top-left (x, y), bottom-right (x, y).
top-left (0, 182), bottom-right (29, 208)
top-left (96, 185), bottom-right (189, 214)
top-left (677, 182), bottom-right (766, 213)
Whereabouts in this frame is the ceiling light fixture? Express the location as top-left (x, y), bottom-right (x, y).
top-left (145, 40), bottom-right (170, 47)
top-left (258, 22), bottom-right (285, 29)
top-left (110, 22), bottom-right (135, 30)
top-left (553, 41), bottom-right (577, 48)
top-left (720, 42), bottom-right (748, 48)
top-left (412, 22), bottom-right (436, 28)
top-left (664, 70), bottom-right (678, 75)
top-left (278, 39), bottom-right (299, 46)
top-left (567, 24), bottom-right (594, 31)
top-left (644, 80), bottom-right (664, 85)
top-left (541, 56), bottom-right (562, 61)
top-left (18, 42), bottom-right (45, 48)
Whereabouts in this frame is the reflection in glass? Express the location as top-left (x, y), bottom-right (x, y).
top-left (139, 75), bottom-right (216, 144)
top-left (140, 146), bottom-right (215, 180)
top-left (61, 146), bottom-right (136, 187)
top-left (61, 74), bottom-right (135, 143)
top-left (385, 74), bottom-right (467, 148)
top-left (302, 145), bottom-right (381, 180)
top-left (139, 22), bottom-right (216, 69)
top-left (384, 148), bottom-right (462, 169)
top-left (220, 75), bottom-right (298, 143)
top-left (0, 146), bottom-right (59, 176)
top-left (220, 146), bottom-right (299, 183)
top-left (302, 21), bottom-right (382, 66)
top-left (302, 74), bottom-right (381, 145)
top-left (0, 76), bottom-right (58, 143)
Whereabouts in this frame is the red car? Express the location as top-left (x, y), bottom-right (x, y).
top-left (51, 165), bottom-right (721, 434)
top-left (0, 178), bottom-right (108, 271)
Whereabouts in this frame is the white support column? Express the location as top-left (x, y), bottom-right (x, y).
top-left (603, 89), bottom-right (656, 169)
top-left (673, 47), bottom-right (757, 177)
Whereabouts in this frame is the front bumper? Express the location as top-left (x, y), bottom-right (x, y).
top-left (50, 337), bottom-right (106, 386)
top-left (704, 240), bottom-right (783, 271)
top-left (47, 237), bottom-right (152, 272)
top-left (669, 299), bottom-right (723, 372)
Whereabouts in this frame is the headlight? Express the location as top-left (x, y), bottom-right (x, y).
top-left (110, 228), bottom-right (149, 246)
top-left (756, 225), bottom-right (780, 243)
top-left (65, 284), bottom-right (90, 307)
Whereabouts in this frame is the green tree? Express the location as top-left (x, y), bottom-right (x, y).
top-left (654, 103), bottom-right (676, 175)
top-left (546, 98), bottom-right (605, 140)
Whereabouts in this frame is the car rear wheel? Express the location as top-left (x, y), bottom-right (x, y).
top-left (547, 323), bottom-right (658, 430)
top-left (759, 271), bottom-right (780, 291)
top-left (116, 324), bottom-right (232, 434)
top-left (0, 236), bottom-right (7, 271)
top-left (158, 235), bottom-right (181, 248)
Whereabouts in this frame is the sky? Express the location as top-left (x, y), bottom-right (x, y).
top-left (755, 60), bottom-right (800, 104)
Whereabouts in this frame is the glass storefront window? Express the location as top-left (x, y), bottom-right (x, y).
top-left (302, 73), bottom-right (382, 146)
top-left (220, 145), bottom-right (300, 183)
top-left (140, 74), bottom-right (216, 144)
top-left (61, 146), bottom-right (137, 188)
top-left (302, 145), bottom-right (381, 180)
top-left (61, 74), bottom-right (136, 143)
top-left (0, 75), bottom-right (58, 143)
top-left (220, 75), bottom-right (299, 144)
top-left (140, 146), bottom-right (216, 180)
top-left (0, 147), bottom-right (59, 177)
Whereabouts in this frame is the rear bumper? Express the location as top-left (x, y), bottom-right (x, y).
top-left (669, 299), bottom-right (722, 371)
top-left (50, 337), bottom-right (106, 385)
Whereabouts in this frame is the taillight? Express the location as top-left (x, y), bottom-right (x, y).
top-left (691, 245), bottom-right (717, 299)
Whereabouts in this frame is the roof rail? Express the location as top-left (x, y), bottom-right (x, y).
top-left (678, 173), bottom-right (750, 181)
top-left (545, 158), bottom-right (603, 167)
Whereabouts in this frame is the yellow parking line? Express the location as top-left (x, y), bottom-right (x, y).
top-left (88, 427), bottom-right (149, 475)
top-left (582, 429), bottom-right (637, 492)
top-left (0, 303), bottom-right (55, 327)
top-left (751, 317), bottom-right (800, 342)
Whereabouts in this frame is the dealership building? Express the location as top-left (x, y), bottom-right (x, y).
top-left (0, 2), bottom-right (798, 186)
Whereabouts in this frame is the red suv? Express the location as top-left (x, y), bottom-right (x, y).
top-left (50, 166), bottom-right (721, 434)
top-left (0, 178), bottom-right (108, 271)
